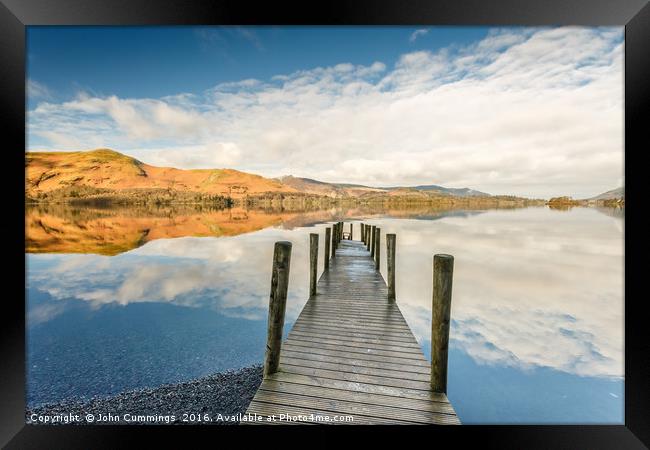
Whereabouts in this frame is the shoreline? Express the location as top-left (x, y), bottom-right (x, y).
top-left (26, 365), bottom-right (263, 425)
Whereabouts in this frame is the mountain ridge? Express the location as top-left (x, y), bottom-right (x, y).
top-left (27, 149), bottom-right (491, 201)
top-left (26, 149), bottom-right (296, 201)
top-left (275, 175), bottom-right (490, 198)
top-left (586, 187), bottom-right (624, 201)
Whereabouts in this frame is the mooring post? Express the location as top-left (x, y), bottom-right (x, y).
top-left (324, 227), bottom-right (331, 271)
top-left (263, 241), bottom-right (292, 377)
top-left (350, 223), bottom-right (353, 240)
top-left (387, 234), bottom-right (396, 301)
top-left (374, 228), bottom-right (381, 270)
top-left (370, 225), bottom-right (376, 257)
top-left (431, 254), bottom-right (454, 393)
top-left (366, 225), bottom-right (371, 251)
top-left (309, 233), bottom-right (318, 297)
top-left (361, 223), bottom-right (365, 243)
top-left (331, 224), bottom-right (337, 258)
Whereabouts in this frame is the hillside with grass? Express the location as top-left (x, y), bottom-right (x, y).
top-left (26, 149), bottom-right (296, 205)
top-left (26, 149), bottom-right (543, 207)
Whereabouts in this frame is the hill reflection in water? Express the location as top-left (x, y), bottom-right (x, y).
top-left (26, 203), bottom-right (510, 255)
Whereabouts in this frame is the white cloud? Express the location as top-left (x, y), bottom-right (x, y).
top-left (27, 79), bottom-right (52, 100)
top-left (409, 29), bottom-right (429, 42)
top-left (27, 27), bottom-right (624, 198)
top-left (130, 142), bottom-right (242, 169)
top-left (234, 27), bottom-right (264, 51)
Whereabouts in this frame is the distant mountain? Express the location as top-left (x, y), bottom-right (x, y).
top-left (403, 185), bottom-right (489, 197)
top-left (588, 187), bottom-right (624, 201)
top-left (277, 175), bottom-right (489, 198)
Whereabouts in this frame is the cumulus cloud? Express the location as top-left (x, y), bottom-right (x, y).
top-left (27, 27), bottom-right (623, 198)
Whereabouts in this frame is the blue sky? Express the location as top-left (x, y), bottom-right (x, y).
top-left (26, 26), bottom-right (624, 198)
top-left (27, 26), bottom-right (490, 103)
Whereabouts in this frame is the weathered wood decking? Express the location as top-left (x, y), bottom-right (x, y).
top-left (244, 239), bottom-right (460, 425)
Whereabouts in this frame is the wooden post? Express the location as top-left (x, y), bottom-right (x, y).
top-left (374, 228), bottom-right (380, 270)
top-left (324, 227), bottom-right (331, 271)
top-left (309, 233), bottom-right (318, 297)
top-left (387, 234), bottom-right (396, 301)
top-left (370, 225), bottom-right (376, 257)
top-left (350, 223), bottom-right (353, 240)
top-left (263, 241), bottom-right (292, 377)
top-left (361, 223), bottom-right (365, 243)
top-left (431, 254), bottom-right (454, 393)
top-left (331, 224), bottom-right (337, 258)
top-left (366, 225), bottom-right (371, 251)
top-left (339, 222), bottom-right (343, 242)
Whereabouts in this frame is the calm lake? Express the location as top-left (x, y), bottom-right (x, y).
top-left (25, 204), bottom-right (624, 424)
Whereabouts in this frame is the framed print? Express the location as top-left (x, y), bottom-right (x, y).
top-left (1, 0), bottom-right (648, 447)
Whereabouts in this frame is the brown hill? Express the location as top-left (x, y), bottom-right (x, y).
top-left (26, 149), bottom-right (505, 206)
top-left (26, 149), bottom-right (297, 200)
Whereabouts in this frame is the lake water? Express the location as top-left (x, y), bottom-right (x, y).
top-left (25, 204), bottom-right (624, 424)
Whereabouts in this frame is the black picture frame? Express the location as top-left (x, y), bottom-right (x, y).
top-left (1, 0), bottom-right (648, 447)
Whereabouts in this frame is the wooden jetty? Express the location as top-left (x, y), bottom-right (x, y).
top-left (243, 222), bottom-right (460, 425)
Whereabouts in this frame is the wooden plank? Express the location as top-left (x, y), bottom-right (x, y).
top-left (288, 324), bottom-right (419, 342)
top-left (280, 356), bottom-right (431, 382)
top-left (299, 306), bottom-right (408, 320)
top-left (278, 365), bottom-right (433, 391)
top-left (267, 372), bottom-right (448, 403)
top-left (252, 390), bottom-right (458, 425)
top-left (280, 349), bottom-right (431, 374)
top-left (246, 401), bottom-right (413, 425)
top-left (287, 329), bottom-right (422, 349)
top-left (296, 312), bottom-right (407, 324)
top-left (289, 324), bottom-right (421, 344)
top-left (258, 379), bottom-right (455, 413)
top-left (283, 341), bottom-right (429, 362)
top-left (294, 308), bottom-right (407, 321)
top-left (291, 322), bottom-right (416, 339)
top-left (293, 315), bottom-right (413, 332)
top-left (279, 345), bottom-right (430, 369)
top-left (290, 322), bottom-right (416, 338)
top-left (289, 328), bottom-right (420, 354)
